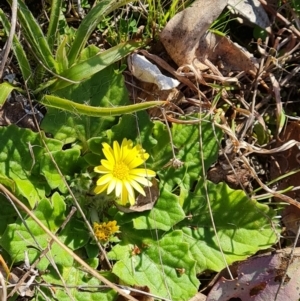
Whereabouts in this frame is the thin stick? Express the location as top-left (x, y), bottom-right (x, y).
top-left (0, 271), bottom-right (7, 301)
top-left (0, 0), bottom-right (18, 79)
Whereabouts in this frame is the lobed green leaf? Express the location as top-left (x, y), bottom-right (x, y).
top-left (0, 193), bottom-right (72, 270)
top-left (109, 229), bottom-right (199, 301)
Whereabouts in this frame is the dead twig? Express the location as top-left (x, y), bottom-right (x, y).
top-left (0, 0), bottom-right (18, 79)
top-left (258, 0), bottom-right (300, 39)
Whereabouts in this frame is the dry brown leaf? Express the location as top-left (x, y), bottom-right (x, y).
top-left (207, 248), bottom-right (300, 301)
top-left (160, 0), bottom-right (258, 74)
top-left (270, 121), bottom-right (300, 236)
top-left (160, 0), bottom-right (228, 68)
top-left (196, 31), bottom-right (258, 73)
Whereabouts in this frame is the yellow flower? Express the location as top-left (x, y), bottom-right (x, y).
top-left (94, 138), bottom-right (156, 205)
top-left (93, 221), bottom-right (119, 242)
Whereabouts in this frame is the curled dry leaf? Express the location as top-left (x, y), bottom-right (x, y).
top-left (160, 0), bottom-right (228, 69)
top-left (128, 53), bottom-right (180, 90)
top-left (197, 31), bottom-right (258, 73)
top-left (207, 248), bottom-right (300, 301)
top-left (160, 0), bottom-right (257, 74)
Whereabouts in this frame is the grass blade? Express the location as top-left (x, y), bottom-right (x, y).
top-left (0, 9), bottom-right (33, 87)
top-left (46, 0), bottom-right (63, 52)
top-left (68, 0), bottom-right (133, 65)
top-left (7, 0), bottom-right (57, 72)
top-left (49, 40), bottom-right (144, 92)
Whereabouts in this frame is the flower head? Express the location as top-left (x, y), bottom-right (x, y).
top-left (94, 138), bottom-right (156, 205)
top-left (93, 221), bottom-right (119, 242)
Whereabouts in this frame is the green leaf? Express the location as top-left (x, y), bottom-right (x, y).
top-left (40, 261), bottom-right (117, 301)
top-left (116, 189), bottom-right (185, 231)
top-left (40, 65), bottom-right (125, 146)
top-left (68, 0), bottom-right (135, 65)
top-left (56, 35), bottom-right (69, 71)
top-left (109, 229), bottom-right (198, 301)
top-left (150, 121), bottom-right (172, 169)
top-left (58, 218), bottom-right (90, 250)
top-left (0, 10), bottom-right (33, 87)
top-left (0, 125), bottom-right (80, 207)
top-left (152, 115), bottom-right (221, 190)
top-left (46, 0), bottom-right (63, 51)
top-left (7, 0), bottom-right (57, 72)
top-left (0, 82), bottom-right (22, 105)
top-left (0, 194), bottom-right (16, 235)
top-left (49, 40), bottom-right (144, 92)
top-left (0, 193), bottom-right (73, 270)
top-left (41, 148), bottom-right (81, 193)
top-left (40, 95), bottom-right (165, 118)
top-left (106, 112), bottom-right (157, 151)
top-left (41, 65), bottom-right (160, 149)
top-left (179, 179), bottom-right (278, 273)
top-left (0, 125), bottom-right (55, 206)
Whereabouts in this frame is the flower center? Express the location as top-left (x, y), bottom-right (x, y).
top-left (113, 161), bottom-right (129, 180)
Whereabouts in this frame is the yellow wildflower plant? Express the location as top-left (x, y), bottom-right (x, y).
top-left (93, 221), bottom-right (119, 242)
top-left (94, 138), bottom-right (156, 205)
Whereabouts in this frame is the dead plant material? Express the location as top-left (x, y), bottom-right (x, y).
top-left (207, 248), bottom-right (300, 300)
top-left (207, 157), bottom-right (253, 190)
top-left (160, 0), bottom-right (228, 71)
top-left (160, 0), bottom-right (257, 75)
top-left (259, 0), bottom-right (300, 39)
top-left (196, 32), bottom-right (258, 74)
top-left (117, 285), bottom-right (154, 301)
top-left (0, 94), bottom-right (40, 131)
top-left (270, 121), bottom-right (300, 235)
top-left (138, 49), bottom-right (200, 93)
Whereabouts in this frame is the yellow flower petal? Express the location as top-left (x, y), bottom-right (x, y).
top-left (101, 159), bottom-right (113, 171)
top-left (97, 173), bottom-right (113, 185)
top-left (102, 146), bottom-right (115, 164)
top-left (127, 157), bottom-right (145, 169)
top-left (94, 164), bottom-right (110, 173)
top-left (130, 168), bottom-right (156, 177)
top-left (113, 140), bottom-right (121, 161)
top-left (124, 181), bottom-right (135, 200)
top-left (128, 179), bottom-right (146, 196)
top-left (115, 179), bottom-right (123, 197)
top-left (107, 178), bottom-right (117, 194)
top-left (130, 175), bottom-right (153, 187)
top-left (93, 139), bottom-right (156, 205)
top-left (128, 194), bottom-right (135, 205)
top-left (120, 185), bottom-right (129, 205)
top-left (94, 182), bottom-right (109, 194)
